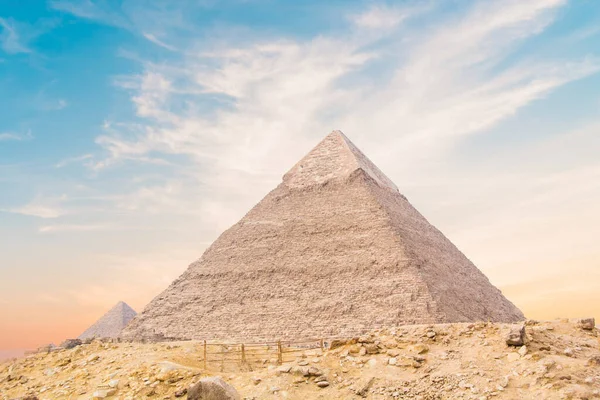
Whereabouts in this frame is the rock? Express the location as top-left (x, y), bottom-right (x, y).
top-left (412, 344), bottom-right (429, 354)
top-left (507, 353), bottom-right (520, 362)
top-left (174, 389), bottom-right (187, 397)
top-left (356, 377), bottom-right (375, 397)
top-left (413, 355), bottom-right (426, 363)
top-left (426, 331), bottom-right (436, 338)
top-left (564, 348), bottom-right (574, 357)
top-left (307, 366), bottom-right (323, 376)
top-left (251, 377), bottom-right (262, 385)
top-left (518, 346), bottom-right (528, 357)
top-left (57, 358), bottom-right (71, 367)
top-left (587, 356), bottom-right (600, 367)
top-left (365, 343), bottom-right (379, 354)
top-left (188, 377), bottom-right (240, 400)
top-left (387, 349), bottom-right (400, 357)
top-left (108, 379), bottom-right (119, 388)
top-left (578, 318), bottom-right (595, 331)
top-left (277, 365), bottom-right (292, 373)
top-left (291, 366), bottom-right (310, 376)
top-left (60, 339), bottom-right (83, 349)
top-left (329, 339), bottom-right (346, 350)
top-left (506, 325), bottom-right (525, 346)
top-left (388, 357), bottom-right (397, 366)
top-left (87, 354), bottom-right (100, 363)
top-left (92, 389), bottom-right (117, 399)
top-left (316, 381), bottom-right (330, 388)
top-left (348, 345), bottom-right (361, 354)
top-left (358, 336), bottom-right (373, 344)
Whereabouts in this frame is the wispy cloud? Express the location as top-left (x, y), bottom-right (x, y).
top-left (50, 0), bottom-right (130, 29)
top-left (40, 98), bottom-right (68, 111)
top-left (55, 154), bottom-right (93, 168)
top-left (142, 32), bottom-right (177, 51)
top-left (0, 130), bottom-right (33, 142)
top-left (50, 0), bottom-right (189, 50)
top-left (32, 1), bottom-right (600, 238)
top-left (0, 17), bottom-right (31, 54)
top-left (6, 205), bottom-right (63, 219)
top-left (349, 3), bottom-right (420, 30)
top-left (38, 223), bottom-right (113, 233)
top-left (3, 195), bottom-right (66, 219)
top-left (83, 0), bottom-right (597, 220)
top-left (0, 17), bottom-right (59, 55)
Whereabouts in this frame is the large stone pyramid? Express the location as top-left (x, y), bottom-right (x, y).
top-left (79, 301), bottom-right (137, 340)
top-left (123, 131), bottom-right (523, 341)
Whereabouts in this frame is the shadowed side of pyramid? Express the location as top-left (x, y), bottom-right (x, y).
top-left (122, 130), bottom-right (523, 341)
top-left (79, 301), bottom-right (137, 340)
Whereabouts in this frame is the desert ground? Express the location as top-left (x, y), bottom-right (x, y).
top-left (1, 319), bottom-right (599, 400)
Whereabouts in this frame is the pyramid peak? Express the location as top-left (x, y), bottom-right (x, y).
top-left (325, 129), bottom-right (348, 140)
top-left (283, 130), bottom-right (398, 191)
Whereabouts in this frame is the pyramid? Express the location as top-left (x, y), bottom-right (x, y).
top-left (79, 301), bottom-right (137, 340)
top-left (123, 131), bottom-right (523, 341)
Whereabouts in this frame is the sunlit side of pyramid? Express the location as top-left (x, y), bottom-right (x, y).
top-left (79, 301), bottom-right (137, 340)
top-left (123, 131), bottom-right (524, 341)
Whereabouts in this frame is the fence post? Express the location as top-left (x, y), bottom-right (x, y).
top-left (277, 340), bottom-right (282, 365)
top-left (320, 338), bottom-right (324, 351)
top-left (203, 340), bottom-right (207, 370)
top-left (241, 343), bottom-right (246, 364)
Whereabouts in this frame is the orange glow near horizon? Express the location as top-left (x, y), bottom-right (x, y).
top-left (2, 281), bottom-right (597, 353)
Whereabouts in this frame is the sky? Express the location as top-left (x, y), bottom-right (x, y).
top-left (1, 0), bottom-right (599, 355)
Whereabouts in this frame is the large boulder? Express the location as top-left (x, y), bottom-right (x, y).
top-left (187, 377), bottom-right (240, 400)
top-left (578, 318), bottom-right (595, 331)
top-left (506, 324), bottom-right (525, 346)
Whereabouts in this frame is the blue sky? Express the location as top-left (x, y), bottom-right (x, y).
top-left (1, 0), bottom-right (600, 351)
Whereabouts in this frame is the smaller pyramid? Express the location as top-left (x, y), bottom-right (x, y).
top-left (78, 301), bottom-right (137, 340)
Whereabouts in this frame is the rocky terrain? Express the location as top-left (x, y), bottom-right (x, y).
top-left (2, 319), bottom-right (599, 399)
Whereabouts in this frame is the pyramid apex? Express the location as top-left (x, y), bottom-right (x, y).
top-left (283, 130), bottom-right (398, 191)
top-left (113, 300), bottom-right (129, 309)
top-left (327, 129), bottom-right (346, 137)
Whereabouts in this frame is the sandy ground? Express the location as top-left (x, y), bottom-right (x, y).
top-left (1, 319), bottom-right (599, 399)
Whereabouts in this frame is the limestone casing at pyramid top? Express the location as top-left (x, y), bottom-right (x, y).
top-left (282, 130), bottom-right (399, 192)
